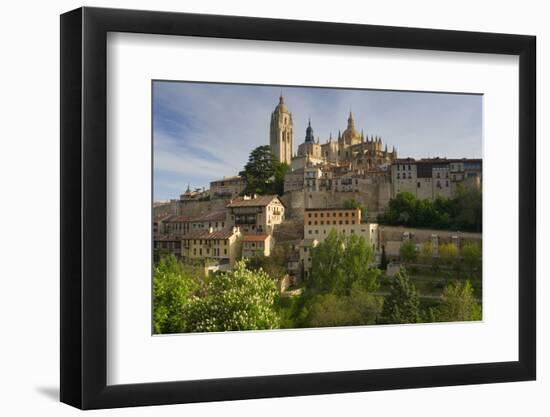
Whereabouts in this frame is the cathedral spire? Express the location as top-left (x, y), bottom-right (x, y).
top-left (304, 118), bottom-right (315, 144)
top-left (347, 111), bottom-right (355, 129)
top-left (361, 129), bottom-right (365, 141)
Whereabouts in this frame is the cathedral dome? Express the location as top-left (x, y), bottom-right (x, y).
top-left (274, 94), bottom-right (290, 114)
top-left (341, 112), bottom-right (361, 144)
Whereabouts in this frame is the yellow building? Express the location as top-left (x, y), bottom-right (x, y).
top-left (242, 234), bottom-right (273, 259)
top-left (303, 208), bottom-right (379, 250)
top-left (181, 227), bottom-right (242, 267)
top-left (227, 195), bottom-right (285, 235)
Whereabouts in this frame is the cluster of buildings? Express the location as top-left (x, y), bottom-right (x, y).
top-left (154, 94), bottom-right (482, 281)
top-left (154, 194), bottom-right (285, 272)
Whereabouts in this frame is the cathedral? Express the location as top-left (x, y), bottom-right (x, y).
top-left (269, 95), bottom-right (397, 172)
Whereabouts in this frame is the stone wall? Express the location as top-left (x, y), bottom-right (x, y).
top-left (287, 182), bottom-right (392, 221)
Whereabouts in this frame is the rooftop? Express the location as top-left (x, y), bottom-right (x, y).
top-left (190, 210), bottom-right (227, 222)
top-left (182, 228), bottom-right (238, 240)
top-left (227, 195), bottom-right (285, 208)
top-left (243, 234), bottom-right (270, 242)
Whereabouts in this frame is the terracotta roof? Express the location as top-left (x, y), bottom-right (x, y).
top-left (182, 228), bottom-right (238, 240)
top-left (190, 210), bottom-right (227, 222)
top-left (243, 234), bottom-right (269, 242)
top-left (226, 195), bottom-right (285, 208)
top-left (154, 234), bottom-right (181, 241)
top-left (164, 215), bottom-right (192, 223)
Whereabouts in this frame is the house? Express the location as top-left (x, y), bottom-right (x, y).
top-left (226, 195), bottom-right (285, 235)
top-left (181, 227), bottom-right (242, 267)
top-left (242, 234), bottom-right (273, 259)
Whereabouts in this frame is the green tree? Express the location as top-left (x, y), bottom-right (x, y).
top-left (419, 241), bottom-right (433, 264)
top-left (435, 280), bottom-right (481, 322)
top-left (380, 245), bottom-right (389, 271)
top-left (378, 188), bottom-right (482, 232)
top-left (310, 230), bottom-right (379, 295)
top-left (439, 242), bottom-right (458, 266)
top-left (399, 240), bottom-right (418, 264)
top-left (153, 255), bottom-right (200, 334)
top-left (307, 284), bottom-right (382, 328)
top-left (239, 145), bottom-right (288, 196)
top-left (181, 261), bottom-right (280, 332)
top-left (378, 269), bottom-right (421, 324)
top-left (462, 242), bottom-right (482, 274)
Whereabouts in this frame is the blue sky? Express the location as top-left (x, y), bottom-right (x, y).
top-left (153, 81), bottom-right (482, 201)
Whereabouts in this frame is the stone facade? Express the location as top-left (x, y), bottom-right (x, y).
top-left (209, 176), bottom-right (245, 199)
top-left (226, 195), bottom-right (285, 235)
top-left (181, 227), bottom-right (242, 267)
top-left (391, 158), bottom-right (482, 200)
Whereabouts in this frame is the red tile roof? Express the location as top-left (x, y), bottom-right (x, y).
top-left (190, 210), bottom-right (227, 222)
top-left (182, 228), bottom-right (238, 240)
top-left (243, 234), bottom-right (269, 242)
top-left (227, 195), bottom-right (285, 208)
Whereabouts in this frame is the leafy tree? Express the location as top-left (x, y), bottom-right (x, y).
top-left (310, 230), bottom-right (379, 295)
top-left (153, 255), bottom-right (200, 334)
top-left (399, 240), bottom-right (418, 264)
top-left (239, 145), bottom-right (288, 196)
top-left (462, 242), bottom-right (482, 274)
top-left (439, 242), bottom-right (458, 266)
top-left (378, 189), bottom-right (482, 232)
top-left (378, 269), bottom-right (421, 324)
top-left (343, 198), bottom-right (367, 220)
top-left (435, 280), bottom-right (482, 322)
top-left (247, 244), bottom-right (289, 280)
top-left (419, 241), bottom-right (433, 264)
top-left (307, 284), bottom-right (382, 328)
top-left (380, 245), bottom-right (389, 271)
top-left (181, 261), bottom-right (280, 332)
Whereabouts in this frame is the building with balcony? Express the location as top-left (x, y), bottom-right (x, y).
top-left (226, 195), bottom-right (285, 235)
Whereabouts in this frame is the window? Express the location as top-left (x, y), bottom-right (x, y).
top-left (224, 249), bottom-right (227, 255)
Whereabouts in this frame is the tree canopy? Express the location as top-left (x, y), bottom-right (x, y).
top-left (153, 254), bottom-right (201, 334)
top-left (309, 230), bottom-right (380, 295)
top-left (181, 261), bottom-right (280, 332)
top-left (378, 187), bottom-right (482, 232)
top-left (435, 280), bottom-right (481, 322)
top-left (239, 145), bottom-right (289, 196)
top-left (399, 240), bottom-right (418, 264)
top-left (378, 268), bottom-right (421, 324)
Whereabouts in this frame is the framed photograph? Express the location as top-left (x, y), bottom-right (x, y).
top-left (60, 7), bottom-right (536, 409)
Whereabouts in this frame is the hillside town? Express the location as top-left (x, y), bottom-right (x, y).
top-left (153, 94), bottom-right (482, 287)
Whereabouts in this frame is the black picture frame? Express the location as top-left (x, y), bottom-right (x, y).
top-left (60, 6), bottom-right (536, 410)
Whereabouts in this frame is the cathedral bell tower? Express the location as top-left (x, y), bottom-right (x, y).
top-left (270, 94), bottom-right (294, 164)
